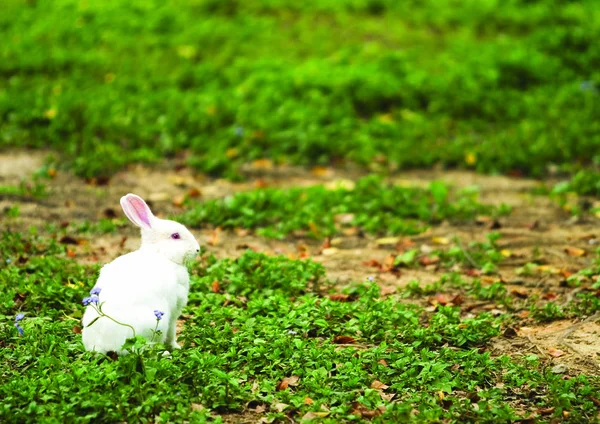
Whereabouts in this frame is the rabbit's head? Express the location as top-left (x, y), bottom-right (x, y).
top-left (120, 194), bottom-right (200, 264)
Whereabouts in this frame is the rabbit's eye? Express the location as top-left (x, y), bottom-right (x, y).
top-left (171, 233), bottom-right (181, 240)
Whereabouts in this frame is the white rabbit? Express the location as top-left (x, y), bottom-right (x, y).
top-left (82, 193), bottom-right (200, 355)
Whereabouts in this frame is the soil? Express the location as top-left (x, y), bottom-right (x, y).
top-left (2, 149), bottom-right (600, 421)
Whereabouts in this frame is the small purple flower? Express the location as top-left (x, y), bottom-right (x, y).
top-left (154, 310), bottom-right (164, 320)
top-left (234, 126), bottom-right (244, 137)
top-left (6, 259), bottom-right (11, 264)
top-left (15, 323), bottom-right (24, 336)
top-left (15, 313), bottom-right (24, 322)
top-left (90, 295), bottom-right (99, 305)
top-left (367, 275), bottom-right (375, 282)
top-left (90, 287), bottom-right (101, 296)
top-left (82, 296), bottom-right (92, 306)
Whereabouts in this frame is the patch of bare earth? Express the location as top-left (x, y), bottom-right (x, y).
top-left (3, 151), bottom-right (600, 411)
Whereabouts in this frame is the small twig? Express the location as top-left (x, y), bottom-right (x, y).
top-left (455, 238), bottom-right (480, 269)
top-left (557, 312), bottom-right (600, 344)
top-left (534, 273), bottom-right (552, 288)
top-left (525, 335), bottom-right (547, 358)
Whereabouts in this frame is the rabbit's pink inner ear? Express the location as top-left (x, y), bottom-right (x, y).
top-left (120, 195), bottom-right (153, 229)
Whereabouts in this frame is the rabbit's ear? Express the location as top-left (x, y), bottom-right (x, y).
top-left (120, 194), bottom-right (154, 229)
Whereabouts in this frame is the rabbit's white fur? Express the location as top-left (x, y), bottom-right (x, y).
top-left (82, 194), bottom-right (199, 355)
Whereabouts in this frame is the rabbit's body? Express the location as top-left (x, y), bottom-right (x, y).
top-left (81, 194), bottom-right (199, 355)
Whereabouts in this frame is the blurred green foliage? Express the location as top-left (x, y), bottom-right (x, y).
top-left (1, 0), bottom-right (599, 178)
top-left (179, 176), bottom-right (508, 238)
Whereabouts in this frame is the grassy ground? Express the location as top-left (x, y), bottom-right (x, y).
top-left (1, 0), bottom-right (599, 180)
top-left (2, 154), bottom-right (600, 423)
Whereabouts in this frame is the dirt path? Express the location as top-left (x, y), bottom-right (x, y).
top-left (2, 149), bottom-right (600, 378)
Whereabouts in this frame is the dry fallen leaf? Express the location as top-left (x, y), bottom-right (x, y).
top-left (429, 293), bottom-right (463, 307)
top-left (251, 158), bottom-right (273, 170)
top-left (378, 359), bottom-right (388, 367)
top-left (211, 280), bottom-right (220, 293)
top-left (304, 397), bottom-right (313, 405)
top-left (538, 407), bottom-right (555, 415)
top-left (234, 228), bottom-right (250, 237)
top-left (272, 403), bottom-right (289, 413)
top-left (333, 335), bottom-right (356, 344)
top-left (72, 326), bottom-right (82, 334)
top-left (286, 375), bottom-right (300, 386)
top-left (363, 259), bottom-right (381, 268)
top-left (191, 403), bottom-right (204, 411)
top-left (565, 247), bottom-right (586, 257)
top-left (464, 268), bottom-right (482, 277)
top-left (301, 411), bottom-right (329, 421)
top-left (380, 392), bottom-right (395, 402)
top-left (432, 236), bottom-right (450, 245)
top-left (376, 237), bottom-right (400, 246)
top-left (328, 293), bottom-right (351, 302)
top-left (254, 178), bottom-right (269, 188)
top-left (253, 404), bottom-right (266, 413)
top-left (419, 256), bottom-right (440, 266)
top-left (208, 228), bottom-right (221, 246)
top-left (188, 188), bottom-right (202, 198)
top-left (66, 249), bottom-right (76, 258)
top-left (351, 402), bottom-right (382, 418)
top-left (311, 166), bottom-right (333, 177)
top-left (548, 347), bottom-right (566, 358)
top-left (380, 255), bottom-right (396, 273)
top-left (560, 269), bottom-right (573, 278)
top-left (173, 195), bottom-right (185, 207)
top-left (511, 288), bottom-right (529, 298)
top-left (370, 380), bottom-right (389, 390)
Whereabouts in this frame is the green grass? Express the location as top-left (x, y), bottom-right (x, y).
top-left (0, 181), bottom-right (46, 199)
top-left (178, 176), bottom-right (508, 238)
top-left (553, 169), bottom-right (600, 198)
top-left (1, 0), bottom-right (599, 178)
top-left (2, 232), bottom-right (600, 422)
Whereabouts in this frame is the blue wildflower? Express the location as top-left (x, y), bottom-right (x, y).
top-left (15, 323), bottom-right (24, 336)
top-left (154, 310), bottom-right (164, 320)
top-left (367, 275), bottom-right (375, 282)
top-left (90, 295), bottom-right (99, 305)
top-left (82, 296), bottom-right (92, 306)
top-left (90, 287), bottom-right (101, 296)
top-left (15, 313), bottom-right (24, 322)
top-left (580, 81), bottom-right (596, 92)
top-left (6, 259), bottom-right (11, 264)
